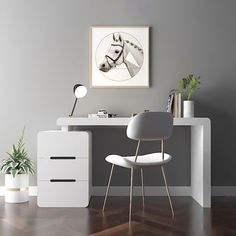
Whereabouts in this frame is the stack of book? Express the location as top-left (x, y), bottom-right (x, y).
top-left (166, 91), bottom-right (182, 117)
top-left (88, 109), bottom-right (117, 118)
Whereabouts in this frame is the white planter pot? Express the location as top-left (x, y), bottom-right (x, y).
top-left (183, 100), bottom-right (194, 117)
top-left (5, 174), bottom-right (29, 203)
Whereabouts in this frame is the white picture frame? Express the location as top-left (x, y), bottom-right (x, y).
top-left (90, 26), bottom-right (149, 88)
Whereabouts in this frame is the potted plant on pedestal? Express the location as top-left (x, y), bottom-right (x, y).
top-left (0, 128), bottom-right (35, 203)
top-left (178, 74), bottom-right (200, 117)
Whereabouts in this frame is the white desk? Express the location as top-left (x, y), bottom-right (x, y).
top-left (57, 117), bottom-right (211, 208)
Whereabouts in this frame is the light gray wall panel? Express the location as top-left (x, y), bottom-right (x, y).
top-left (0, 0), bottom-right (235, 186)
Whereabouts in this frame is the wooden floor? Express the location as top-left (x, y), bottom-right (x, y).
top-left (1, 196), bottom-right (236, 236)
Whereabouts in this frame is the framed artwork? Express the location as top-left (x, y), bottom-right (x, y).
top-left (90, 26), bottom-right (149, 88)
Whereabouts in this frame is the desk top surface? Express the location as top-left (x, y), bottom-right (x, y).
top-left (57, 117), bottom-right (210, 127)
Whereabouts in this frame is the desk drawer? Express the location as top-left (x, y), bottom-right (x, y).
top-left (37, 180), bottom-right (89, 207)
top-left (37, 131), bottom-right (89, 158)
top-left (38, 159), bottom-right (88, 180)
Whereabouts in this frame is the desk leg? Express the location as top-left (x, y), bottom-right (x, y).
top-left (191, 124), bottom-right (211, 208)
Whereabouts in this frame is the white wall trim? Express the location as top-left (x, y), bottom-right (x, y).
top-left (1, 186), bottom-right (236, 197)
top-left (0, 186), bottom-right (37, 196)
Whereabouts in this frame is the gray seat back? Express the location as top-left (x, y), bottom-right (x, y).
top-left (126, 112), bottom-right (173, 141)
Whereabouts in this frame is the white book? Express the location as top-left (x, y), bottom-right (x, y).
top-left (174, 93), bottom-right (178, 117)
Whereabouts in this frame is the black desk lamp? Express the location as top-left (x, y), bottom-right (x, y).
top-left (69, 84), bottom-right (87, 117)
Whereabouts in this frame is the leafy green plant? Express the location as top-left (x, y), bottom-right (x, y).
top-left (178, 74), bottom-right (200, 100)
top-left (0, 128), bottom-right (35, 177)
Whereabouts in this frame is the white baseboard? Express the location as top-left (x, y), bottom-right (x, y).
top-left (0, 186), bottom-right (37, 196)
top-left (0, 186), bottom-right (236, 197)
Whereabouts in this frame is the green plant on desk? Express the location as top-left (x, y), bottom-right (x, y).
top-left (178, 74), bottom-right (200, 100)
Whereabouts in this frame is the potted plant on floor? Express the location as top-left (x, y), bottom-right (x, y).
top-left (0, 128), bottom-right (35, 203)
top-left (178, 74), bottom-right (200, 117)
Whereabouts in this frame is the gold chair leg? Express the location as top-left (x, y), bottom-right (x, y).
top-left (161, 166), bottom-right (174, 218)
top-left (102, 164), bottom-right (115, 212)
top-left (141, 168), bottom-right (145, 209)
top-left (129, 167), bottom-right (134, 223)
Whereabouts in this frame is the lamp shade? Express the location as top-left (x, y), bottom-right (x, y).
top-left (69, 84), bottom-right (87, 117)
top-left (73, 84), bottom-right (87, 98)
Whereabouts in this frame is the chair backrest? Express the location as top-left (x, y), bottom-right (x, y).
top-left (126, 112), bottom-right (173, 141)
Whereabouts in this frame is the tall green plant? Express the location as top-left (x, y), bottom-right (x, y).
top-left (178, 74), bottom-right (200, 100)
top-left (0, 128), bottom-right (35, 177)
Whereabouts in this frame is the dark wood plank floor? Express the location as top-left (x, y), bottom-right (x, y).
top-left (0, 196), bottom-right (236, 236)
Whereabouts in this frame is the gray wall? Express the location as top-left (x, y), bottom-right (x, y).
top-left (0, 0), bottom-right (236, 186)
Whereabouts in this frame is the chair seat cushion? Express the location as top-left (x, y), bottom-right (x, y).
top-left (105, 153), bottom-right (172, 168)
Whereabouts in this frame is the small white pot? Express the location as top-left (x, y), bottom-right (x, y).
top-left (183, 100), bottom-right (194, 117)
top-left (5, 174), bottom-right (29, 203)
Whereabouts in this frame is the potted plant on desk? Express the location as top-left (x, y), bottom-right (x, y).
top-left (0, 128), bottom-right (35, 203)
top-left (179, 74), bottom-right (200, 117)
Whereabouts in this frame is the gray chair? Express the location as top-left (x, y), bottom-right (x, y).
top-left (102, 112), bottom-right (174, 222)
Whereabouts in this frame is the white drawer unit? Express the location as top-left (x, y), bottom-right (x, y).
top-left (38, 159), bottom-right (88, 180)
top-left (38, 131), bottom-right (89, 158)
top-left (37, 131), bottom-right (91, 207)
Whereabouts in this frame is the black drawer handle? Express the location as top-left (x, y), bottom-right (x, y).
top-left (50, 179), bottom-right (76, 182)
top-left (50, 156), bottom-right (76, 160)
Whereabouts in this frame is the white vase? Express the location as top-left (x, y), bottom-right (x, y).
top-left (183, 100), bottom-right (194, 117)
top-left (5, 174), bottom-right (29, 203)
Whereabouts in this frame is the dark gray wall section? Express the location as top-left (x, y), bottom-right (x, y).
top-left (0, 0), bottom-right (236, 186)
top-left (89, 127), bottom-right (190, 186)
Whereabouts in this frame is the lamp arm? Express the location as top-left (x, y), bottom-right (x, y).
top-left (69, 98), bottom-right (78, 117)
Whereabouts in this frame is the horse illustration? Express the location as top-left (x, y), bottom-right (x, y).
top-left (99, 33), bottom-right (144, 78)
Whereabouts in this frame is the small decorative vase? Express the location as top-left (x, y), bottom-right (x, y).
top-left (183, 100), bottom-right (194, 117)
top-left (5, 174), bottom-right (29, 203)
